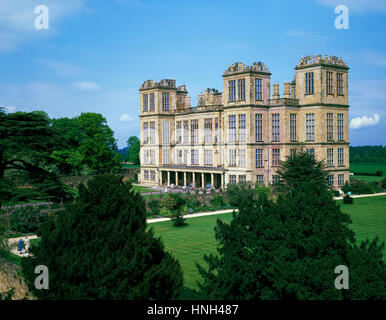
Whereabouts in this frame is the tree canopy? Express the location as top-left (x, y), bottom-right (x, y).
top-left (0, 108), bottom-right (69, 208)
top-left (51, 113), bottom-right (121, 175)
top-left (21, 174), bottom-right (183, 299)
top-left (125, 136), bottom-right (140, 165)
top-left (197, 150), bottom-right (386, 299)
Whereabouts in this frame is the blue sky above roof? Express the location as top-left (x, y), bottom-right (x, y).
top-left (0, 0), bottom-right (385, 147)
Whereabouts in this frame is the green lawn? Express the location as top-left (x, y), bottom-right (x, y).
top-left (339, 195), bottom-right (386, 257)
top-left (2, 195), bottom-right (385, 296)
top-left (131, 185), bottom-right (154, 194)
top-left (149, 213), bottom-right (234, 290)
top-left (152, 196), bottom-right (386, 291)
top-left (350, 163), bottom-right (385, 182)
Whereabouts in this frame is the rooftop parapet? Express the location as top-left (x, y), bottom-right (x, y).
top-left (223, 61), bottom-right (270, 76)
top-left (140, 79), bottom-right (176, 90)
top-left (295, 55), bottom-right (348, 69)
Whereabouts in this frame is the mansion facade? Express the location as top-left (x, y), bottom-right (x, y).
top-left (139, 55), bottom-right (350, 189)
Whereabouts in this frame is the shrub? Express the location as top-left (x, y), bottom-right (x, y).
top-left (159, 207), bottom-right (172, 217)
top-left (347, 178), bottom-right (375, 195)
top-left (9, 206), bottom-right (48, 234)
top-left (147, 199), bottom-right (160, 216)
top-left (343, 195), bottom-right (354, 204)
top-left (171, 211), bottom-right (187, 227)
top-left (382, 177), bottom-right (386, 189)
top-left (332, 190), bottom-right (340, 197)
top-left (210, 195), bottom-right (225, 208)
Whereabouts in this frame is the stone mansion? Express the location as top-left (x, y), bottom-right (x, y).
top-left (139, 55), bottom-right (350, 189)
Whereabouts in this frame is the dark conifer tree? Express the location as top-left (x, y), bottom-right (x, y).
top-left (22, 174), bottom-right (183, 299)
top-left (197, 151), bottom-right (385, 299)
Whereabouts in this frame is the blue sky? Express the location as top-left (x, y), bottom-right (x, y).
top-left (0, 0), bottom-right (385, 148)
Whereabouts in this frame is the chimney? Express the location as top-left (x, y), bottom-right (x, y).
top-left (272, 83), bottom-right (280, 100)
top-left (283, 82), bottom-right (290, 98)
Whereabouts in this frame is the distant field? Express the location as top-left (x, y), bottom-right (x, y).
top-left (121, 164), bottom-right (140, 169)
top-left (339, 195), bottom-right (386, 257)
top-left (131, 185), bottom-right (154, 194)
top-left (349, 163), bottom-right (385, 182)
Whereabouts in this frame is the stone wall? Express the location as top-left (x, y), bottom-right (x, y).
top-left (0, 258), bottom-right (32, 300)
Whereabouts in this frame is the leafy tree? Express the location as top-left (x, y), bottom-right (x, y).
top-left (0, 108), bottom-right (69, 209)
top-left (51, 113), bottom-right (121, 175)
top-left (197, 151), bottom-right (385, 299)
top-left (21, 174), bottom-right (183, 299)
top-left (125, 136), bottom-right (140, 165)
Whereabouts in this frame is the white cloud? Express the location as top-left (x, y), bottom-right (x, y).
top-left (316, 0), bottom-right (386, 13)
top-left (0, 0), bottom-right (87, 52)
top-left (120, 114), bottom-right (134, 122)
top-left (0, 105), bottom-right (16, 113)
top-left (350, 114), bottom-right (380, 129)
top-left (72, 81), bottom-right (100, 91)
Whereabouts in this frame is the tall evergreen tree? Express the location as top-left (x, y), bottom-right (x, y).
top-left (197, 151), bottom-right (385, 299)
top-left (22, 174), bottom-right (183, 299)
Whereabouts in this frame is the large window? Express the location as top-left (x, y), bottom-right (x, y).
top-left (215, 118), bottom-right (219, 143)
top-left (229, 149), bottom-right (236, 167)
top-left (204, 150), bottom-right (213, 166)
top-left (162, 149), bottom-right (170, 164)
top-left (229, 175), bottom-right (237, 184)
top-left (238, 78), bottom-right (245, 101)
top-left (337, 73), bottom-right (343, 95)
top-left (149, 93), bottom-right (155, 111)
top-left (162, 121), bottom-right (170, 144)
top-left (191, 149), bottom-right (199, 165)
top-left (306, 113), bottom-right (315, 141)
top-left (238, 175), bottom-right (246, 183)
top-left (228, 80), bottom-right (236, 102)
top-left (183, 150), bottom-right (188, 165)
top-left (183, 120), bottom-right (189, 143)
top-left (191, 119), bottom-right (199, 143)
top-left (328, 175), bottom-right (334, 187)
top-left (327, 148), bottom-right (334, 167)
top-left (204, 119), bottom-right (212, 143)
top-left (255, 149), bottom-right (263, 167)
top-left (338, 174), bottom-right (344, 187)
top-left (326, 71), bottom-right (333, 95)
top-left (255, 78), bottom-right (263, 101)
top-left (238, 114), bottom-right (246, 142)
top-left (150, 150), bottom-right (155, 164)
top-left (337, 113), bottom-right (344, 140)
top-left (143, 122), bottom-right (148, 144)
top-left (162, 92), bottom-right (169, 111)
top-left (143, 94), bottom-right (148, 112)
top-left (229, 115), bottom-right (236, 142)
top-left (307, 148), bottom-right (315, 160)
top-left (150, 170), bottom-right (155, 181)
top-left (327, 113), bottom-right (334, 141)
top-left (239, 149), bottom-right (246, 167)
top-left (176, 149), bottom-right (183, 165)
top-left (144, 170), bottom-right (149, 180)
top-left (290, 113), bottom-right (297, 141)
top-left (176, 121), bottom-right (182, 144)
top-left (256, 175), bottom-right (264, 187)
top-left (305, 72), bottom-right (314, 95)
top-left (255, 113), bottom-right (263, 142)
top-left (149, 121), bottom-right (155, 144)
top-left (144, 150), bottom-right (149, 164)
top-left (272, 148), bottom-right (280, 166)
top-left (272, 113), bottom-right (280, 142)
top-left (338, 148), bottom-right (344, 166)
